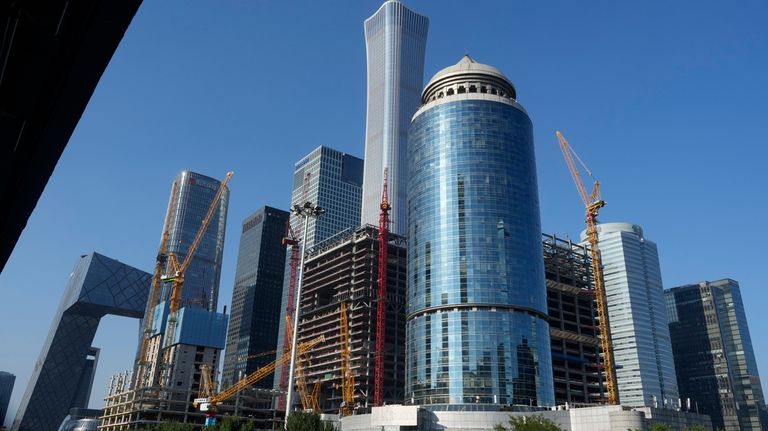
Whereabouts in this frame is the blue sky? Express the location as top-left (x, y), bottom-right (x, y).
top-left (1, 0), bottom-right (767, 425)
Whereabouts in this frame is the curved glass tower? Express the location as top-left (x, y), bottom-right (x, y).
top-left (406, 56), bottom-right (553, 407)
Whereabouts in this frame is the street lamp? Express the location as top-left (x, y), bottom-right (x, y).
top-left (284, 201), bottom-right (324, 427)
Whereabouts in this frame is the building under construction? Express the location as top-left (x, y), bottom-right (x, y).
top-left (543, 234), bottom-right (606, 405)
top-left (294, 225), bottom-right (407, 413)
top-left (99, 370), bottom-right (278, 430)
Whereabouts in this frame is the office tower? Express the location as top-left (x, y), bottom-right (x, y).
top-left (293, 226), bottom-right (407, 412)
top-left (273, 146), bottom-right (363, 391)
top-left (161, 170), bottom-right (229, 311)
top-left (134, 170), bottom-right (230, 390)
top-left (583, 223), bottom-right (678, 407)
top-left (12, 253), bottom-right (151, 431)
top-left (666, 279), bottom-right (767, 431)
top-left (406, 56), bottom-right (554, 406)
top-left (222, 206), bottom-right (290, 389)
top-left (71, 347), bottom-right (99, 409)
top-left (361, 0), bottom-right (428, 236)
top-left (0, 372), bottom-right (15, 428)
top-left (543, 234), bottom-right (606, 405)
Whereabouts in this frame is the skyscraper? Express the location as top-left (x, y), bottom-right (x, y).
top-left (162, 170), bottom-right (229, 311)
top-left (666, 279), bottom-right (767, 431)
top-left (222, 206), bottom-right (289, 389)
top-left (582, 223), bottom-right (678, 407)
top-left (406, 56), bottom-right (554, 406)
top-left (273, 146), bottom-right (363, 391)
top-left (361, 0), bottom-right (428, 236)
top-left (0, 372), bottom-right (15, 428)
top-left (12, 253), bottom-right (151, 431)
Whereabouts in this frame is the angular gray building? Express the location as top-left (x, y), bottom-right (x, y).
top-left (583, 223), bottom-right (678, 408)
top-left (12, 253), bottom-right (151, 431)
top-left (0, 371), bottom-right (15, 428)
top-left (273, 146), bottom-right (363, 395)
top-left (361, 0), bottom-right (428, 236)
top-left (666, 279), bottom-right (767, 431)
top-left (222, 206), bottom-right (289, 389)
top-left (406, 56), bottom-right (554, 406)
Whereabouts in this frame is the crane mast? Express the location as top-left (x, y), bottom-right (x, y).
top-left (340, 302), bottom-right (355, 416)
top-left (374, 168), bottom-right (390, 406)
top-left (555, 131), bottom-right (619, 405)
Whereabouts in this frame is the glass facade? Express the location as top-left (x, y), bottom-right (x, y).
top-left (407, 57), bottom-right (553, 407)
top-left (0, 371), bottom-right (15, 428)
top-left (361, 0), bottom-right (428, 236)
top-left (273, 146), bottom-right (363, 390)
top-left (161, 171), bottom-right (229, 312)
top-left (585, 223), bottom-right (679, 407)
top-left (222, 206), bottom-right (289, 389)
top-left (666, 280), bottom-right (767, 431)
top-left (12, 253), bottom-right (151, 431)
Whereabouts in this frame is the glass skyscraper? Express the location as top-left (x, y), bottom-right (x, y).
top-left (12, 253), bottom-right (151, 431)
top-left (222, 206), bottom-right (289, 389)
top-left (666, 279), bottom-right (767, 431)
top-left (272, 146), bottom-right (363, 391)
top-left (0, 371), bottom-right (15, 428)
top-left (406, 56), bottom-right (554, 407)
top-left (161, 171), bottom-right (229, 312)
top-left (361, 0), bottom-right (428, 236)
top-left (583, 222), bottom-right (678, 407)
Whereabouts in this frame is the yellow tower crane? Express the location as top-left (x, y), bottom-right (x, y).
top-left (339, 302), bottom-right (355, 416)
top-left (555, 131), bottom-right (619, 405)
top-left (285, 315), bottom-right (321, 412)
top-left (195, 334), bottom-right (325, 426)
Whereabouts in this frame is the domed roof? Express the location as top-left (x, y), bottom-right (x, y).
top-left (421, 55), bottom-right (516, 103)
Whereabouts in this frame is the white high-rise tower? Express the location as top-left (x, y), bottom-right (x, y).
top-left (361, 0), bottom-right (428, 235)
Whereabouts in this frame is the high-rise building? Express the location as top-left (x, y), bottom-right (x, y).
top-left (666, 279), bottom-right (767, 431)
top-left (543, 234), bottom-right (606, 405)
top-left (134, 170), bottom-right (230, 390)
top-left (293, 225), bottom-right (407, 412)
top-left (273, 146), bottom-right (363, 391)
top-left (71, 348), bottom-right (99, 410)
top-left (0, 372), bottom-right (15, 428)
top-left (12, 253), bottom-right (151, 431)
top-left (222, 206), bottom-right (289, 389)
top-left (406, 56), bottom-right (554, 407)
top-left (161, 170), bottom-right (229, 311)
top-left (361, 0), bottom-right (428, 236)
top-left (581, 223), bottom-right (677, 407)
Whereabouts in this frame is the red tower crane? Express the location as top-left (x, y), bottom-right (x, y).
top-left (374, 168), bottom-right (390, 406)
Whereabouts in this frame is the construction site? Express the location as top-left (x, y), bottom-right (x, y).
top-left (542, 234), bottom-right (606, 405)
top-left (294, 224), bottom-right (407, 413)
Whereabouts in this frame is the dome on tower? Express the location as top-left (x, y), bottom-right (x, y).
top-left (421, 55), bottom-right (516, 104)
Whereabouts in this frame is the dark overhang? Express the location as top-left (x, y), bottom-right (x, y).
top-left (0, 0), bottom-right (142, 272)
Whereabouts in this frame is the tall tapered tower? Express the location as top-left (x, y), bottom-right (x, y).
top-left (361, 0), bottom-right (428, 236)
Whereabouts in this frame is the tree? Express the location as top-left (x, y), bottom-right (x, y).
top-left (649, 424), bottom-right (672, 431)
top-left (683, 426), bottom-right (707, 431)
top-left (285, 412), bottom-right (335, 431)
top-left (495, 415), bottom-right (564, 431)
top-left (140, 422), bottom-right (195, 431)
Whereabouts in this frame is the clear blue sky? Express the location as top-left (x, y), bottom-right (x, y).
top-left (1, 0), bottom-right (767, 425)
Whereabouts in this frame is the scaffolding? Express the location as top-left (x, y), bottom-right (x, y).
top-left (292, 225), bottom-right (407, 414)
top-left (543, 234), bottom-right (607, 405)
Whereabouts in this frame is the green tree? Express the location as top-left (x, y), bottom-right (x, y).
top-left (495, 415), bottom-right (564, 431)
top-left (140, 422), bottom-right (195, 431)
top-left (682, 426), bottom-right (707, 431)
top-left (649, 424), bottom-right (672, 431)
top-left (285, 411), bottom-right (335, 431)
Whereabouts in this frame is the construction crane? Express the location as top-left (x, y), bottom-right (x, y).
top-left (374, 167), bottom-right (390, 406)
top-left (159, 172), bottom-right (233, 381)
top-left (194, 334), bottom-right (326, 426)
top-left (555, 131), bottom-right (619, 405)
top-left (285, 314), bottom-right (321, 412)
top-left (278, 172), bottom-right (311, 409)
top-left (135, 181), bottom-right (178, 387)
top-left (339, 302), bottom-right (355, 416)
